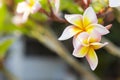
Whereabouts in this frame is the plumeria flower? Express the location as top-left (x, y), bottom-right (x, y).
top-left (109, 0), bottom-right (120, 7)
top-left (73, 31), bottom-right (108, 70)
top-left (12, 15), bottom-right (26, 25)
top-left (13, 0), bottom-right (41, 24)
top-left (58, 7), bottom-right (109, 40)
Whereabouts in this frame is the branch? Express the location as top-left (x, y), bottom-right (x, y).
top-left (38, 0), bottom-right (67, 23)
top-left (0, 60), bottom-right (17, 80)
top-left (39, 8), bottom-right (50, 17)
top-left (102, 37), bottom-right (120, 57)
top-left (2, 67), bottom-right (17, 80)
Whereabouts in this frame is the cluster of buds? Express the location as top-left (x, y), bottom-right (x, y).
top-left (58, 7), bottom-right (112, 70)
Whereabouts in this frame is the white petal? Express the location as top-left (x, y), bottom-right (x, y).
top-left (91, 42), bottom-right (108, 50)
top-left (73, 46), bottom-right (88, 57)
top-left (88, 30), bottom-right (101, 43)
top-left (31, 1), bottom-right (41, 13)
top-left (86, 48), bottom-right (98, 70)
top-left (58, 25), bottom-right (81, 40)
top-left (16, 2), bottom-right (29, 13)
top-left (89, 24), bottom-right (109, 35)
top-left (22, 11), bottom-right (30, 22)
top-left (73, 35), bottom-right (82, 49)
top-left (109, 0), bottom-right (120, 7)
top-left (54, 0), bottom-right (60, 14)
top-left (12, 15), bottom-right (25, 25)
top-left (65, 14), bottom-right (83, 28)
top-left (76, 32), bottom-right (89, 46)
top-left (83, 7), bottom-right (98, 26)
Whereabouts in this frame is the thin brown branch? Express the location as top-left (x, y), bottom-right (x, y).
top-left (49, 15), bottom-right (68, 23)
top-left (46, 0), bottom-right (67, 23)
top-left (47, 0), bottom-right (54, 16)
top-left (39, 8), bottom-right (50, 17)
top-left (0, 60), bottom-right (17, 80)
top-left (38, 7), bottom-right (67, 23)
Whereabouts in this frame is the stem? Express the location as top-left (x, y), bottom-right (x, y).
top-left (102, 37), bottom-right (120, 57)
top-left (0, 60), bottom-right (17, 80)
top-left (2, 67), bottom-right (17, 80)
top-left (47, 0), bottom-right (54, 16)
top-left (49, 15), bottom-right (68, 23)
top-left (39, 8), bottom-right (50, 17)
top-left (38, 8), bottom-right (67, 23)
top-left (30, 26), bottom-right (100, 80)
top-left (47, 0), bottom-right (67, 23)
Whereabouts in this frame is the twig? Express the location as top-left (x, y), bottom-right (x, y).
top-left (39, 8), bottom-right (50, 17)
top-left (49, 15), bottom-right (68, 23)
top-left (47, 0), bottom-right (67, 23)
top-left (0, 60), bottom-right (17, 80)
top-left (38, 8), bottom-right (67, 23)
top-left (102, 37), bottom-right (120, 57)
top-left (31, 0), bottom-right (67, 23)
top-left (47, 0), bottom-right (54, 16)
top-left (2, 67), bottom-right (17, 80)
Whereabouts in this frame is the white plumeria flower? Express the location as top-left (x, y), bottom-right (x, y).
top-left (13, 0), bottom-right (41, 24)
top-left (73, 31), bottom-right (108, 70)
top-left (109, 0), bottom-right (120, 7)
top-left (12, 15), bottom-right (26, 25)
top-left (58, 7), bottom-right (109, 41)
top-left (58, 6), bottom-right (111, 70)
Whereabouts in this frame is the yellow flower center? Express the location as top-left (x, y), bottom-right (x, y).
top-left (81, 16), bottom-right (94, 33)
top-left (74, 16), bottom-right (94, 34)
top-left (28, 0), bottom-right (35, 7)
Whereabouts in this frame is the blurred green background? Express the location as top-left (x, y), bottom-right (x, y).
top-left (0, 0), bottom-right (120, 80)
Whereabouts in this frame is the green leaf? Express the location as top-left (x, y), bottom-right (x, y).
top-left (40, 0), bottom-right (50, 12)
top-left (0, 38), bottom-right (14, 59)
top-left (60, 0), bottom-right (83, 13)
top-left (14, 0), bottom-right (23, 3)
top-left (0, 5), bottom-right (6, 30)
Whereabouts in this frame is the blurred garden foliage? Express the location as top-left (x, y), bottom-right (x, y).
top-left (0, 0), bottom-right (120, 80)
